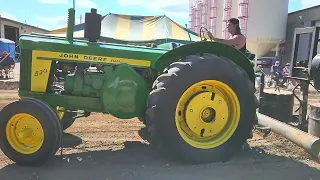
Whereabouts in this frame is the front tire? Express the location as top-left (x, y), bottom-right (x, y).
top-left (0, 98), bottom-right (62, 166)
top-left (145, 53), bottom-right (258, 163)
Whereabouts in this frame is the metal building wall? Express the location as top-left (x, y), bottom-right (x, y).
top-left (283, 6), bottom-right (320, 64)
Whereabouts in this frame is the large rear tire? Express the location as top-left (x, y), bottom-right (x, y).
top-left (0, 98), bottom-right (62, 166)
top-left (145, 53), bottom-right (258, 163)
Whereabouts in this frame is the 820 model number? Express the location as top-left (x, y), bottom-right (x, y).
top-left (34, 69), bottom-right (48, 76)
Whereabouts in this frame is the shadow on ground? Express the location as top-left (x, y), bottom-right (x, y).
top-left (0, 139), bottom-right (319, 180)
top-left (61, 133), bottom-right (83, 148)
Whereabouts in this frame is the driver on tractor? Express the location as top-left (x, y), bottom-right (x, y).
top-left (206, 18), bottom-right (247, 54)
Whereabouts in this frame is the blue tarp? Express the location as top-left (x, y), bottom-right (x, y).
top-left (0, 38), bottom-right (16, 62)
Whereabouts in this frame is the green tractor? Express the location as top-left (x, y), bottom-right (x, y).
top-left (0, 8), bottom-right (258, 166)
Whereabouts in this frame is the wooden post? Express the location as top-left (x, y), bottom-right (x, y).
top-left (259, 89), bottom-right (294, 123)
top-left (299, 80), bottom-right (309, 130)
top-left (308, 103), bottom-right (320, 137)
top-left (257, 113), bottom-right (320, 160)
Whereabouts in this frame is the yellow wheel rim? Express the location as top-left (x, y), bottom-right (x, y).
top-left (57, 106), bottom-right (65, 120)
top-left (6, 113), bottom-right (44, 154)
top-left (175, 80), bottom-right (240, 149)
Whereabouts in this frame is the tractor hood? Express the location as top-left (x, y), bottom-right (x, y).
top-left (19, 34), bottom-right (169, 68)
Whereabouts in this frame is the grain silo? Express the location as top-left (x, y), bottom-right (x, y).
top-left (189, 0), bottom-right (289, 58)
top-left (245, 0), bottom-right (289, 58)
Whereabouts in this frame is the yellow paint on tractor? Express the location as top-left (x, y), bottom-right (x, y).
top-left (57, 106), bottom-right (65, 120)
top-left (30, 50), bottom-right (151, 92)
top-left (33, 50), bottom-right (151, 66)
top-left (175, 80), bottom-right (240, 149)
top-left (31, 51), bottom-right (52, 92)
top-left (6, 113), bottom-right (44, 154)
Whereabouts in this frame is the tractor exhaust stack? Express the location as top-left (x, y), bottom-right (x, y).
top-left (66, 8), bottom-right (75, 42)
top-left (84, 8), bottom-right (102, 43)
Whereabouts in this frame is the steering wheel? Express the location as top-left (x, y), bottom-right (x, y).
top-left (199, 27), bottom-right (214, 41)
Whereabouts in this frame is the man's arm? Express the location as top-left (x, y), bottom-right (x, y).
top-left (213, 35), bottom-right (244, 46)
top-left (270, 65), bottom-right (274, 73)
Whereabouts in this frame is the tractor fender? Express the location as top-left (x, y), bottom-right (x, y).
top-left (153, 41), bottom-right (255, 82)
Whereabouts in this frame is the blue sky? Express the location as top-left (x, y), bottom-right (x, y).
top-left (0, 0), bottom-right (319, 31)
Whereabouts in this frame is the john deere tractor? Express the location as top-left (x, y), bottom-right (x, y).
top-left (0, 8), bottom-right (258, 166)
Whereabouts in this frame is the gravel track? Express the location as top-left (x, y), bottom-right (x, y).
top-left (0, 90), bottom-right (319, 180)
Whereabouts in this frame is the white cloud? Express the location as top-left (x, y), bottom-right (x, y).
top-left (0, 12), bottom-right (17, 21)
top-left (117, 0), bottom-right (147, 6)
top-left (36, 15), bottom-right (81, 30)
top-left (38, 0), bottom-right (96, 8)
top-left (38, 0), bottom-right (68, 4)
top-left (300, 0), bottom-right (320, 8)
top-left (77, 0), bottom-right (96, 8)
top-left (117, 0), bottom-right (188, 18)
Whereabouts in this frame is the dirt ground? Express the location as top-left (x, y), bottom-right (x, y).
top-left (0, 89), bottom-right (320, 180)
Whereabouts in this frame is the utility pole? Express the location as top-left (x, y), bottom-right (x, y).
top-left (0, 14), bottom-right (2, 38)
top-left (73, 0), bottom-right (75, 9)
